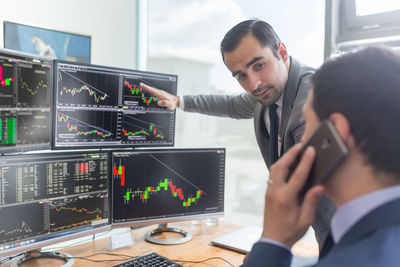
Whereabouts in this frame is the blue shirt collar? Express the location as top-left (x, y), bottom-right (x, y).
top-left (331, 184), bottom-right (400, 243)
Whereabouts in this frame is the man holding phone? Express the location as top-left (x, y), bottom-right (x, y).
top-left (244, 46), bottom-right (400, 266)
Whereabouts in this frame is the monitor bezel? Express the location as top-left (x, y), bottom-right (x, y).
top-left (110, 148), bottom-right (225, 229)
top-left (0, 150), bottom-right (111, 258)
top-left (0, 48), bottom-right (53, 154)
top-left (0, 225), bottom-right (111, 258)
top-left (51, 60), bottom-right (177, 150)
top-left (343, 0), bottom-right (400, 29)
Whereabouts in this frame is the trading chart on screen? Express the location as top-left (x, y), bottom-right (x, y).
top-left (53, 61), bottom-right (176, 148)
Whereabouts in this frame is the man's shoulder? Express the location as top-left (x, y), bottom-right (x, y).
top-left (291, 57), bottom-right (315, 73)
top-left (318, 224), bottom-right (400, 267)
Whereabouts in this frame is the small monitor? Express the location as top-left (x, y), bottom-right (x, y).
top-left (111, 148), bottom-right (225, 235)
top-left (0, 151), bottom-right (110, 258)
top-left (0, 48), bottom-right (52, 153)
top-left (52, 60), bottom-right (177, 149)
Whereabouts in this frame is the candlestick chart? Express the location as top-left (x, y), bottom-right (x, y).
top-left (0, 61), bottom-right (16, 107)
top-left (112, 150), bottom-right (225, 224)
top-left (122, 77), bottom-right (176, 110)
top-left (121, 112), bottom-right (174, 145)
top-left (56, 110), bottom-right (118, 143)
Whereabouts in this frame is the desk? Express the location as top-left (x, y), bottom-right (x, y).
top-left (15, 220), bottom-right (245, 267)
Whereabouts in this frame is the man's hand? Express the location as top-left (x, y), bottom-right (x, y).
top-left (262, 143), bottom-right (324, 247)
top-left (140, 83), bottom-right (180, 110)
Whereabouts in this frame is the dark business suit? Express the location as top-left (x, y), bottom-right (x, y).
top-left (183, 57), bottom-right (334, 245)
top-left (244, 197), bottom-right (400, 267)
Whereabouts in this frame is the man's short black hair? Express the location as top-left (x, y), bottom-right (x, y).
top-left (220, 19), bottom-right (281, 62)
top-left (312, 47), bottom-right (400, 178)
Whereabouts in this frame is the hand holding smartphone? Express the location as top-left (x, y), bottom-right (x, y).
top-left (288, 120), bottom-right (349, 202)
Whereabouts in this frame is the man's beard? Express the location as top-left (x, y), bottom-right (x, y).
top-left (252, 85), bottom-right (284, 105)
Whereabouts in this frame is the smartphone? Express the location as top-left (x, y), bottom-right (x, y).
top-left (288, 120), bottom-right (349, 202)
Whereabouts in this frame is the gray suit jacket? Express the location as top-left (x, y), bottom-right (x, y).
top-left (244, 197), bottom-right (400, 267)
top-left (183, 57), bottom-right (334, 245)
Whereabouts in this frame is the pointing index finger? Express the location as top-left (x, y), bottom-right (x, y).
top-left (140, 82), bottom-right (163, 97)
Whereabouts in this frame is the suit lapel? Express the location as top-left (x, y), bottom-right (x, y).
top-left (254, 103), bottom-right (271, 166)
top-left (337, 197), bottom-right (400, 247)
top-left (280, 57), bottom-right (302, 150)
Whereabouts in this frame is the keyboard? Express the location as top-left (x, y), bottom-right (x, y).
top-left (113, 252), bottom-right (183, 267)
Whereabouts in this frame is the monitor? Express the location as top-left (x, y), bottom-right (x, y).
top-left (0, 48), bottom-right (52, 153)
top-left (52, 60), bottom-right (177, 149)
top-left (0, 151), bottom-right (110, 259)
top-left (336, 0), bottom-right (400, 47)
top-left (111, 148), bottom-right (225, 244)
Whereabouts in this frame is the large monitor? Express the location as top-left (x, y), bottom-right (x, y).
top-left (52, 60), bottom-right (177, 149)
top-left (111, 148), bottom-right (225, 244)
top-left (0, 152), bottom-right (110, 258)
top-left (0, 48), bottom-right (52, 153)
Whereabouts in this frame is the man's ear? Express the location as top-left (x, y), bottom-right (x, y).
top-left (278, 42), bottom-right (288, 61)
top-left (329, 113), bottom-right (350, 142)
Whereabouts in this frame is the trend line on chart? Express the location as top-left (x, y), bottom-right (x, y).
top-left (0, 221), bottom-right (32, 236)
top-left (123, 178), bottom-right (203, 207)
top-left (0, 66), bottom-right (14, 86)
top-left (57, 113), bottom-right (112, 138)
top-left (148, 154), bottom-right (207, 196)
top-left (18, 69), bottom-right (47, 95)
top-left (124, 80), bottom-right (158, 105)
top-left (121, 114), bottom-right (165, 139)
top-left (60, 71), bottom-right (109, 103)
top-left (52, 205), bottom-right (102, 215)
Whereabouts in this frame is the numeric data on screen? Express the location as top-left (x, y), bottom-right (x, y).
top-left (0, 152), bottom-right (109, 247)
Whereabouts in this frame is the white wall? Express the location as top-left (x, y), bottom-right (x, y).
top-left (0, 0), bottom-right (137, 69)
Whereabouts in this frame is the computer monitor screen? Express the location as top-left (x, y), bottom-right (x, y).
top-left (53, 60), bottom-right (177, 149)
top-left (111, 148), bottom-right (225, 226)
top-left (0, 152), bottom-right (110, 258)
top-left (0, 48), bottom-right (52, 153)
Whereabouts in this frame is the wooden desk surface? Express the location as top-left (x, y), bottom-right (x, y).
top-left (14, 220), bottom-right (245, 267)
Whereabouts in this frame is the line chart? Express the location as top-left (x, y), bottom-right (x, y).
top-left (17, 65), bottom-right (50, 108)
top-left (49, 193), bottom-right (108, 232)
top-left (0, 202), bottom-right (47, 244)
top-left (57, 70), bottom-right (118, 107)
top-left (0, 221), bottom-right (32, 236)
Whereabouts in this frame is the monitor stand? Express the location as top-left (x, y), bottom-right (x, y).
top-left (9, 251), bottom-right (74, 267)
top-left (145, 223), bottom-right (192, 245)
